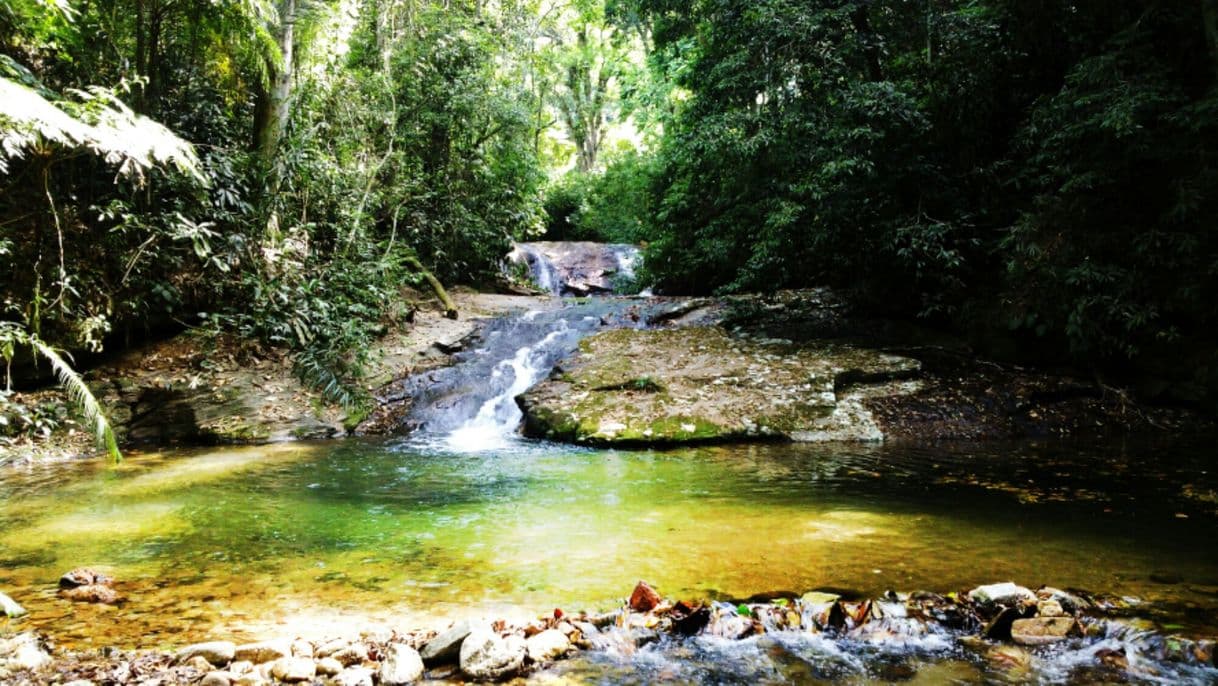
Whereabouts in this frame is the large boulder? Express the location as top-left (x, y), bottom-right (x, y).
top-left (525, 629), bottom-right (571, 663)
top-left (520, 327), bottom-right (920, 445)
top-left (459, 628), bottom-right (527, 681)
top-left (1010, 617), bottom-right (1082, 646)
top-left (968, 583), bottom-right (1036, 607)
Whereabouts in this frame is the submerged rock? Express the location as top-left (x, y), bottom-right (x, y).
top-left (520, 326), bottom-right (920, 445)
top-left (420, 620), bottom-right (472, 665)
top-left (459, 628), bottom-right (526, 681)
top-left (378, 644), bottom-right (424, 685)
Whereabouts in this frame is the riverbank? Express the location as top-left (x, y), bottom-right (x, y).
top-left (0, 290), bottom-right (555, 465)
top-left (3, 286), bottom-right (1209, 464)
top-left (3, 580), bottom-right (1216, 684)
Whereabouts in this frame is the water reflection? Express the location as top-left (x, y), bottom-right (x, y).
top-left (0, 436), bottom-right (1215, 650)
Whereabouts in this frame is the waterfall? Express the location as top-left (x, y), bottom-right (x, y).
top-left (509, 244), bottom-right (563, 296)
top-left (444, 321), bottom-right (571, 451)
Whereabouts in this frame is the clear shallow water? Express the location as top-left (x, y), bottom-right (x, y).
top-left (1, 435), bottom-right (1217, 661)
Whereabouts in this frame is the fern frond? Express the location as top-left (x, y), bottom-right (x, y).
top-left (29, 337), bottom-right (122, 463)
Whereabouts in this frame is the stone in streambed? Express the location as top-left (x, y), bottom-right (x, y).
top-left (270, 656), bottom-right (315, 682)
top-left (316, 657), bottom-right (343, 676)
top-left (1036, 599), bottom-right (1066, 617)
top-left (629, 580), bottom-right (661, 612)
top-left (1010, 616), bottom-right (1081, 646)
top-left (420, 620), bottom-right (472, 665)
top-left (0, 591), bottom-right (26, 618)
top-left (316, 638), bottom-right (367, 666)
top-left (526, 629), bottom-right (571, 663)
top-left (176, 641), bottom-right (236, 667)
top-left (968, 582), bottom-right (1035, 607)
top-left (58, 568), bottom-right (113, 589)
top-left (233, 639), bottom-right (290, 664)
top-left (234, 675), bottom-right (267, 686)
top-left (378, 644), bottom-right (424, 685)
top-left (333, 666), bottom-right (375, 686)
top-left (200, 671), bottom-right (235, 686)
top-left (460, 628), bottom-right (526, 681)
top-left (0, 632), bottom-right (52, 672)
top-left (59, 584), bottom-right (120, 604)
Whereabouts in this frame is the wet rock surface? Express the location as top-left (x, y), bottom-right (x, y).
top-left (506, 242), bottom-right (640, 296)
top-left (3, 580), bottom-right (1215, 684)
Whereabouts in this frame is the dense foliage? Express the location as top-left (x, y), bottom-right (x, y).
top-left (1, 0), bottom-right (547, 409)
top-left (4, 0), bottom-right (1217, 419)
top-left (618, 0), bottom-right (1218, 403)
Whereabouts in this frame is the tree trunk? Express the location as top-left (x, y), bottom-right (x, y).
top-left (257, 0), bottom-right (297, 160)
top-left (1204, 0), bottom-right (1218, 82)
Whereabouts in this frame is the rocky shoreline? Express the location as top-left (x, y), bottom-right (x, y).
top-left (3, 579), bottom-right (1217, 684)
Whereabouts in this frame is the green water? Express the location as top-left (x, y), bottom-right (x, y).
top-left (1, 436), bottom-right (1217, 652)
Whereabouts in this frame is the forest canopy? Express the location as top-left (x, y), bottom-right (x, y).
top-left (2, 0), bottom-right (1217, 410)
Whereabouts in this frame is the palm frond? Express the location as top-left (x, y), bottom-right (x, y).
top-left (29, 338), bottom-right (122, 463)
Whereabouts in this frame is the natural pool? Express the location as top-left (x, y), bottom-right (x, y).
top-left (1, 434), bottom-right (1216, 667)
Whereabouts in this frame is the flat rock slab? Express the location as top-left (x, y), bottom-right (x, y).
top-left (520, 326), bottom-right (920, 445)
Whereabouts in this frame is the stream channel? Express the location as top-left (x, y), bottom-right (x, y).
top-left (2, 297), bottom-right (1218, 683)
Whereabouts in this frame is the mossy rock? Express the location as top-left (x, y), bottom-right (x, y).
top-left (520, 326), bottom-right (921, 446)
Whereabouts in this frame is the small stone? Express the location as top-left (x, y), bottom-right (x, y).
top-left (58, 568), bottom-right (113, 589)
top-left (986, 644), bottom-right (1032, 673)
top-left (570, 621), bottom-right (600, 639)
top-left (1036, 587), bottom-right (1091, 613)
top-left (62, 681), bottom-right (95, 686)
top-left (326, 643), bottom-right (368, 667)
top-left (799, 591), bottom-right (842, 607)
top-left (460, 628), bottom-right (526, 681)
top-left (234, 674), bottom-right (268, 686)
top-left (229, 660), bottom-right (254, 675)
top-left (968, 582), bottom-right (1035, 606)
top-left (200, 671), bottom-right (234, 686)
top-left (234, 639), bottom-right (290, 664)
top-left (526, 629), bottom-right (571, 663)
top-left (1036, 599), bottom-right (1065, 617)
top-left (1011, 617), bottom-right (1081, 646)
top-left (378, 643), bottom-right (424, 685)
top-left (316, 657), bottom-right (343, 676)
top-left (58, 584), bottom-right (119, 604)
top-left (270, 656), bottom-right (315, 682)
top-left (290, 639), bottom-right (313, 658)
top-left (177, 641), bottom-right (236, 667)
top-left (0, 633), bottom-right (51, 672)
top-left (629, 581), bottom-right (661, 612)
top-left (420, 620), bottom-right (472, 665)
top-left (0, 592), bottom-right (26, 618)
top-left (333, 666), bottom-right (375, 686)
top-left (187, 655), bottom-right (216, 672)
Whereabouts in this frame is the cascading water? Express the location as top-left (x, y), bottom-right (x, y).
top-left (444, 321), bottom-right (571, 451)
top-left (508, 244), bottom-right (564, 295)
top-left (385, 299), bottom-right (660, 451)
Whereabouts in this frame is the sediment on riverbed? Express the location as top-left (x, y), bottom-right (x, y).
top-left (2, 580), bottom-right (1216, 684)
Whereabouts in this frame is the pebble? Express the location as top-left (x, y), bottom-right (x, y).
top-left (270, 656), bottom-right (316, 682)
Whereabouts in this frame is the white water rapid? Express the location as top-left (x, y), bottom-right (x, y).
top-left (444, 320), bottom-right (571, 451)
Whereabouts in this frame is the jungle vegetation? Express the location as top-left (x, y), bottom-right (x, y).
top-left (3, 0), bottom-right (1217, 448)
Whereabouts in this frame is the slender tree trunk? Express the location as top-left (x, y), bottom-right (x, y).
top-left (1204, 0), bottom-right (1218, 82)
top-left (257, 0), bottom-right (297, 160)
